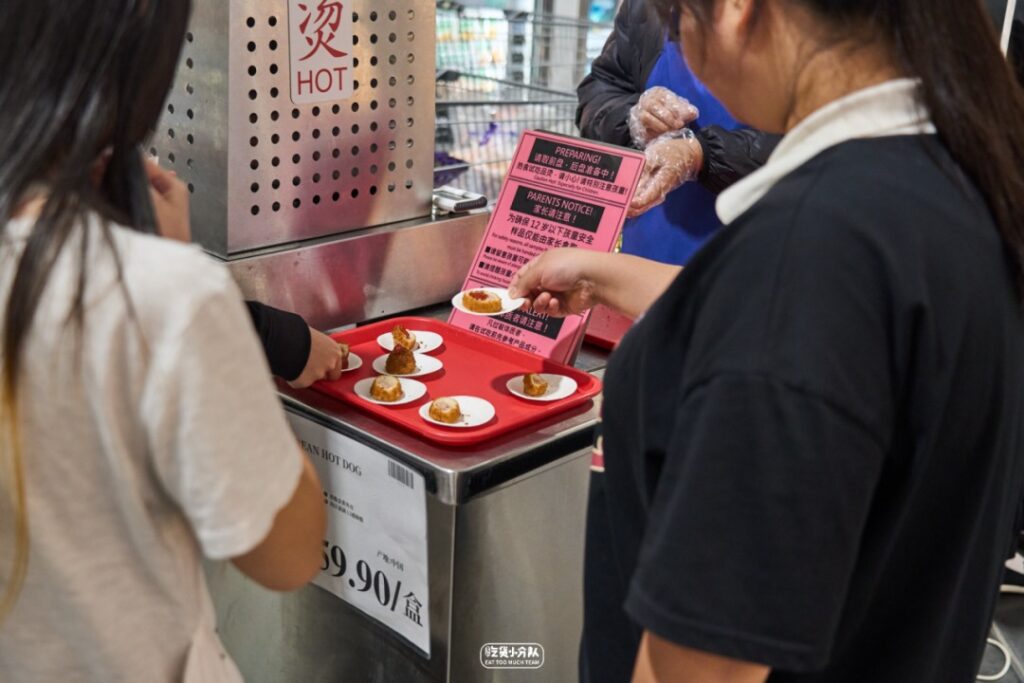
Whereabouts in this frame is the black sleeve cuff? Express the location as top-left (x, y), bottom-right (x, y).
top-left (695, 126), bottom-right (782, 195)
top-left (244, 301), bottom-right (312, 382)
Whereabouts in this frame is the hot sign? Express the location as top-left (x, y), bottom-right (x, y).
top-left (288, 0), bottom-right (354, 104)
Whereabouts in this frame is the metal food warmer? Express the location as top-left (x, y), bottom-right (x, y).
top-left (154, 1), bottom-right (601, 680)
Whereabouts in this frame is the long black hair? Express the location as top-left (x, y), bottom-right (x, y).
top-left (653, 0), bottom-right (1024, 300)
top-left (0, 0), bottom-right (192, 618)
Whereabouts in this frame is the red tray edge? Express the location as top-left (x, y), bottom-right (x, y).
top-left (313, 316), bottom-right (601, 447)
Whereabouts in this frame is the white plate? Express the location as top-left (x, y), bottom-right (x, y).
top-left (450, 287), bottom-right (527, 317)
top-left (371, 353), bottom-right (444, 378)
top-left (376, 330), bottom-right (444, 353)
top-left (352, 377), bottom-right (427, 406)
top-left (419, 396), bottom-right (495, 428)
top-left (506, 373), bottom-right (578, 402)
top-left (341, 352), bottom-right (363, 373)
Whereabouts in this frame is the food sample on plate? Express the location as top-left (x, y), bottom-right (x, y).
top-left (369, 375), bottom-right (404, 402)
top-left (391, 324), bottom-right (417, 351)
top-left (385, 344), bottom-right (416, 374)
top-left (461, 289), bottom-right (503, 314)
top-left (522, 373), bottom-right (549, 397)
top-left (339, 342), bottom-right (351, 370)
top-left (428, 397), bottom-right (462, 424)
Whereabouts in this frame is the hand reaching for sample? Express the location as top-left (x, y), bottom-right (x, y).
top-left (628, 132), bottom-right (704, 218)
top-left (145, 158), bottom-right (191, 243)
top-left (289, 328), bottom-right (346, 388)
top-left (628, 86), bottom-right (699, 148)
top-left (508, 249), bottom-right (605, 317)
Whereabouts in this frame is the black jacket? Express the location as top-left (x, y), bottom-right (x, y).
top-left (576, 0), bottom-right (780, 194)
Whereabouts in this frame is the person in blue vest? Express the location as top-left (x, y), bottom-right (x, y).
top-left (577, 0), bottom-right (779, 264)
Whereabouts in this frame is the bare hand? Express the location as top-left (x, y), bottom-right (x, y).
top-left (145, 158), bottom-right (191, 242)
top-left (289, 328), bottom-right (345, 388)
top-left (628, 134), bottom-right (704, 218)
top-left (508, 249), bottom-right (604, 317)
top-left (628, 87), bottom-right (699, 148)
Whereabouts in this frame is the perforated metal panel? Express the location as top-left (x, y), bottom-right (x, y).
top-left (154, 0), bottom-right (435, 256)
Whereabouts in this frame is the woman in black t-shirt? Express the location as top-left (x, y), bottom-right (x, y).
top-left (509, 1), bottom-right (1024, 682)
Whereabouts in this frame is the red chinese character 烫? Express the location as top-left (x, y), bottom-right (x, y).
top-left (298, 1), bottom-right (348, 61)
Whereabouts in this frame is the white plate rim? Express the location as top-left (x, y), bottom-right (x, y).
top-left (341, 352), bottom-right (364, 373)
top-left (418, 395), bottom-right (495, 428)
top-left (450, 287), bottom-right (527, 317)
top-left (376, 330), bottom-right (444, 353)
top-left (352, 377), bottom-right (426, 406)
top-left (371, 353), bottom-right (444, 377)
top-left (506, 373), bottom-right (578, 402)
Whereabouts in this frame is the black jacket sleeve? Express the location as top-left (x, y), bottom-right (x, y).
top-left (575, 0), bottom-right (779, 195)
top-left (695, 126), bottom-right (782, 195)
top-left (575, 0), bottom-right (664, 148)
top-left (245, 301), bottom-right (312, 382)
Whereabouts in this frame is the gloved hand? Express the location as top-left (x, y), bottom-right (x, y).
top-left (628, 86), bottom-right (700, 148)
top-left (628, 130), bottom-right (704, 218)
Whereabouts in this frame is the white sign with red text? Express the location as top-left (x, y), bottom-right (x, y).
top-left (288, 0), bottom-right (354, 104)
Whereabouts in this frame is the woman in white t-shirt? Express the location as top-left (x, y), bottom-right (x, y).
top-left (0, 1), bottom-right (326, 680)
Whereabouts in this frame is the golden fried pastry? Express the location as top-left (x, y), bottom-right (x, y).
top-left (370, 375), bottom-right (404, 402)
top-left (461, 289), bottom-right (502, 314)
top-left (392, 324), bottom-right (417, 351)
top-left (339, 342), bottom-right (351, 370)
top-left (523, 373), bottom-right (549, 397)
top-left (385, 345), bottom-right (417, 374)
top-left (428, 397), bottom-right (462, 424)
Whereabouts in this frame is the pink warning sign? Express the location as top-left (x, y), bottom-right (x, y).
top-left (449, 130), bottom-right (645, 363)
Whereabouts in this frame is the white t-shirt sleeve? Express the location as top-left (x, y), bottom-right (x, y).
top-left (141, 270), bottom-right (304, 561)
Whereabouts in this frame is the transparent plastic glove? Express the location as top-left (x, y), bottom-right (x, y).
top-left (628, 86), bottom-right (700, 148)
top-left (628, 129), bottom-right (704, 218)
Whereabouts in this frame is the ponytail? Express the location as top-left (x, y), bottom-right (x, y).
top-left (885, 0), bottom-right (1024, 297)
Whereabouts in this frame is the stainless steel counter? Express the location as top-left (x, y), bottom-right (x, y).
top-left (227, 211), bottom-right (491, 331)
top-left (212, 314), bottom-right (611, 682)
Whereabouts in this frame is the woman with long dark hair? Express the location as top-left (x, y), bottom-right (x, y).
top-left (510, 0), bottom-right (1024, 680)
top-left (0, 2), bottom-right (325, 679)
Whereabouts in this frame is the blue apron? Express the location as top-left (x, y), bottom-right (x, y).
top-left (621, 41), bottom-right (739, 265)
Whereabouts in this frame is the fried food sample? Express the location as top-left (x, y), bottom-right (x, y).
top-left (523, 373), bottom-right (549, 397)
top-left (392, 324), bottom-right (417, 351)
top-left (385, 345), bottom-right (416, 374)
top-left (428, 397), bottom-right (462, 424)
top-left (461, 289), bottom-right (502, 314)
top-left (339, 342), bottom-right (351, 370)
top-left (370, 375), bottom-right (404, 402)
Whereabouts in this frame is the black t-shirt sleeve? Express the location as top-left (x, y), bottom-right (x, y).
top-left (624, 373), bottom-right (885, 671)
top-left (244, 301), bottom-right (312, 382)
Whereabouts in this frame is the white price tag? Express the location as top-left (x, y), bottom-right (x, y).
top-left (287, 412), bottom-right (430, 656)
top-left (288, 0), bottom-right (354, 104)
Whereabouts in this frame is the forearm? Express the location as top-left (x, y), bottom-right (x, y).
top-left (632, 632), bottom-right (770, 683)
top-left (591, 253), bottom-right (682, 319)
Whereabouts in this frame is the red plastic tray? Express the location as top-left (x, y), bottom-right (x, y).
top-left (311, 316), bottom-right (602, 447)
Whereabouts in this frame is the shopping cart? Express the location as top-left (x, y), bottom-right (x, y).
top-left (434, 70), bottom-right (579, 199)
top-left (436, 3), bottom-right (612, 92)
